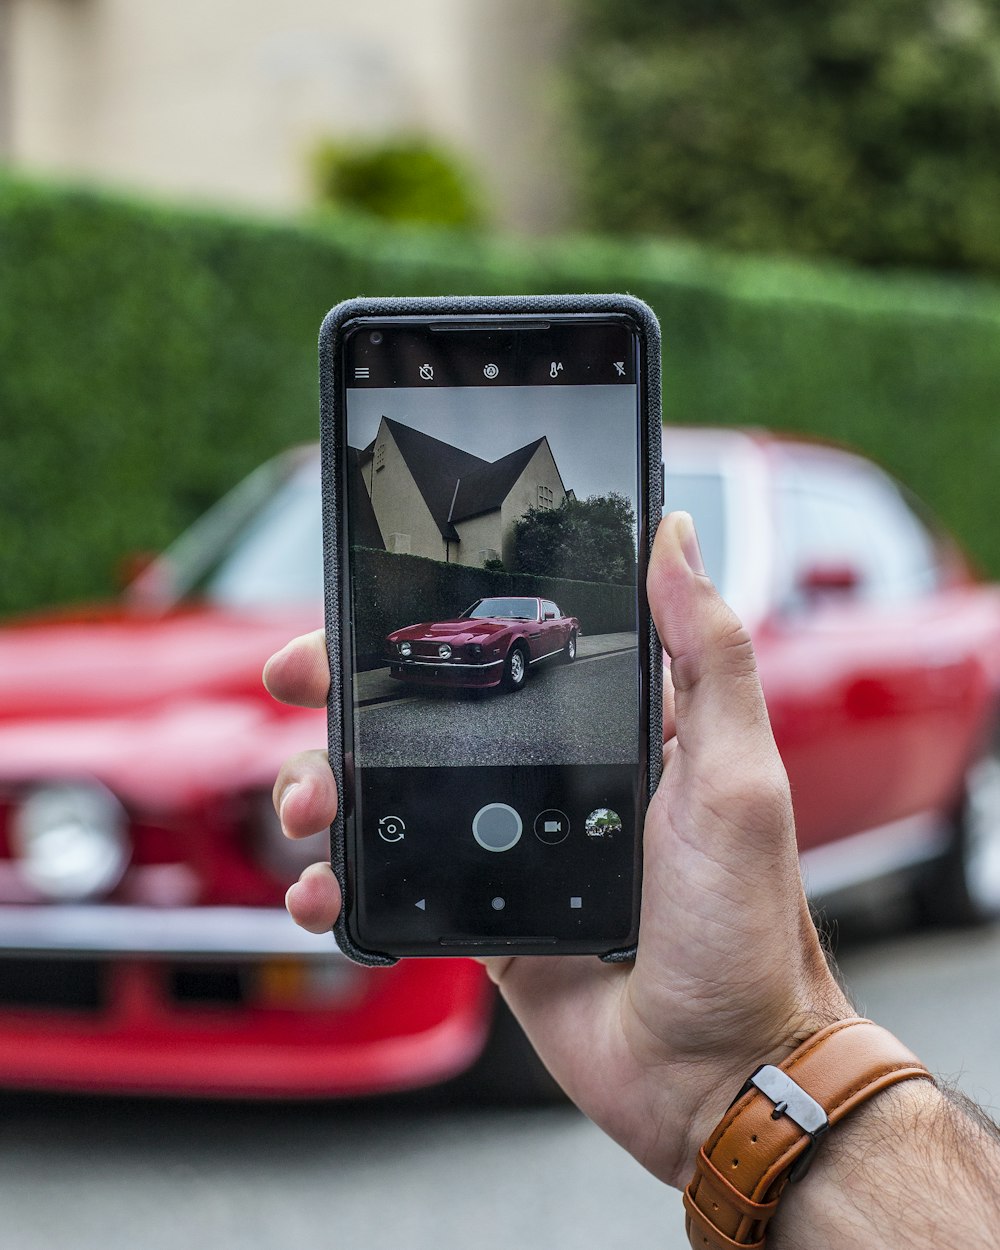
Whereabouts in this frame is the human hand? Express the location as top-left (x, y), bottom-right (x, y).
top-left (264, 512), bottom-right (851, 1188)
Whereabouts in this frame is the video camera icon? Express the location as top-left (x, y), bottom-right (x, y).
top-left (533, 809), bottom-right (570, 845)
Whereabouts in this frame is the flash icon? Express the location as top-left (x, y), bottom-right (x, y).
top-left (613, 361), bottom-right (625, 377)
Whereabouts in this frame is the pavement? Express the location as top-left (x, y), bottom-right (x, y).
top-left (353, 632), bottom-right (637, 707)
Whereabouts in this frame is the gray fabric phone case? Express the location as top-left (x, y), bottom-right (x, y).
top-left (319, 293), bottom-right (663, 967)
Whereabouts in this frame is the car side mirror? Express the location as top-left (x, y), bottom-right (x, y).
top-left (544, 610), bottom-right (556, 620)
top-left (795, 562), bottom-right (862, 601)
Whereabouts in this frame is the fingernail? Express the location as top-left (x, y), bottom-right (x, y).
top-left (677, 511), bottom-right (706, 575)
top-left (278, 783), bottom-right (300, 835)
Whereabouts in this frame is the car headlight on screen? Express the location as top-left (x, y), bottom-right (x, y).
top-left (399, 642), bottom-right (412, 656)
top-left (11, 782), bottom-right (130, 900)
top-left (437, 644), bottom-right (452, 659)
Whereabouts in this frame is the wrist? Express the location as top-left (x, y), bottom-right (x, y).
top-left (768, 1079), bottom-right (944, 1249)
top-left (682, 1017), bottom-right (935, 1248)
top-left (674, 982), bottom-right (854, 1188)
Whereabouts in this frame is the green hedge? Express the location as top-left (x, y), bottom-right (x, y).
top-left (350, 547), bottom-right (635, 670)
top-left (2, 173), bottom-right (1000, 617)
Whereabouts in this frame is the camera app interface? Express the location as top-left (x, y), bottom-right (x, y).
top-left (344, 321), bottom-right (643, 951)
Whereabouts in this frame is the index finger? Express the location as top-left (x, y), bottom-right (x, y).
top-left (263, 630), bottom-right (330, 708)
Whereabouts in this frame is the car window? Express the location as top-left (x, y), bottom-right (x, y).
top-left (137, 452), bottom-right (324, 610)
top-left (462, 598), bottom-right (537, 621)
top-left (663, 471), bottom-right (726, 591)
top-left (775, 457), bottom-right (942, 607)
top-left (542, 600), bottom-right (559, 619)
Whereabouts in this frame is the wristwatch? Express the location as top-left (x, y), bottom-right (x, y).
top-left (684, 1017), bottom-right (934, 1249)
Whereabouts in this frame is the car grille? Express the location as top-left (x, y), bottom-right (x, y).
top-left (0, 958), bottom-right (103, 1010)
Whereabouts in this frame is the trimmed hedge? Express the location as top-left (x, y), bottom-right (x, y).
top-left (350, 547), bottom-right (635, 671)
top-left (569, 0), bottom-right (1000, 275)
top-left (2, 174), bottom-right (1000, 617)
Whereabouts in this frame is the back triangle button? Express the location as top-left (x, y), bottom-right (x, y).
top-left (415, 899), bottom-right (426, 911)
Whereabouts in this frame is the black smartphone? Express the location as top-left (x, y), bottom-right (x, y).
top-left (320, 295), bottom-right (662, 963)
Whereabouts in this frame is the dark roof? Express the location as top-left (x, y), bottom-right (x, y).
top-left (450, 438), bottom-right (547, 523)
top-left (346, 447), bottom-right (385, 550)
top-left (382, 418), bottom-right (488, 541)
top-left (369, 419), bottom-right (568, 542)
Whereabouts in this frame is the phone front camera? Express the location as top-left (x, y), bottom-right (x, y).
top-left (369, 331), bottom-right (383, 345)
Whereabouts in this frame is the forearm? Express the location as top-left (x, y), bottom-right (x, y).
top-left (771, 1078), bottom-right (1000, 1249)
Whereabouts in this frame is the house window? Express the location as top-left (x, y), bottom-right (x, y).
top-left (374, 443), bottom-right (386, 472)
top-left (537, 484), bottom-right (554, 510)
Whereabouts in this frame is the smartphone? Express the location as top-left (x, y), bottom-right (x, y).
top-left (320, 295), bottom-right (662, 963)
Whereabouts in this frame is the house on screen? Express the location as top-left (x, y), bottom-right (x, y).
top-left (349, 417), bottom-right (570, 568)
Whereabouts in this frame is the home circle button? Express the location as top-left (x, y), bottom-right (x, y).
top-left (472, 803), bottom-right (523, 852)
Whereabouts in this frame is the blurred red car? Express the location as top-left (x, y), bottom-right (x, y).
top-left (387, 596), bottom-right (580, 691)
top-left (0, 429), bottom-right (999, 1100)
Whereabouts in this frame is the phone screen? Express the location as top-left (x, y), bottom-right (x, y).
top-left (340, 316), bottom-right (649, 954)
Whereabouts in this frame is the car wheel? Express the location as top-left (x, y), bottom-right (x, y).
top-left (449, 996), bottom-right (567, 1106)
top-left (503, 644), bottom-right (528, 691)
top-left (916, 736), bottom-right (1000, 927)
top-left (563, 631), bottom-right (577, 662)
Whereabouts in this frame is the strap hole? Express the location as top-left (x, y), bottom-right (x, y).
top-left (731, 1158), bottom-right (739, 1168)
top-left (751, 1135), bottom-right (758, 1143)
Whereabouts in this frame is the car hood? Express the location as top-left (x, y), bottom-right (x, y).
top-left (391, 619), bottom-right (518, 644)
top-left (0, 604), bottom-right (325, 808)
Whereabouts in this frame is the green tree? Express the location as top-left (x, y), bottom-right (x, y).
top-left (568, 0), bottom-right (1000, 274)
top-left (312, 137), bottom-right (484, 229)
top-left (512, 493), bottom-right (637, 585)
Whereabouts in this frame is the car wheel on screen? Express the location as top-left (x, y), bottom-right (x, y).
top-left (563, 631), bottom-right (577, 662)
top-left (918, 737), bottom-right (1000, 927)
top-left (503, 644), bottom-right (528, 692)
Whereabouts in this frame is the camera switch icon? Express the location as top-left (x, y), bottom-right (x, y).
top-left (377, 816), bottom-right (406, 843)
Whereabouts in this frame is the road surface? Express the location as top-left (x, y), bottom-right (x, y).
top-left (2, 918), bottom-right (999, 1250)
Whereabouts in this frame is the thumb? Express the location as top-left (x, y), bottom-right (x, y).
top-left (647, 512), bottom-right (781, 793)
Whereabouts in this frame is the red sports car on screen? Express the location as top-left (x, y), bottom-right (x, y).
top-left (1, 428), bottom-right (999, 1101)
top-left (387, 597), bottom-right (580, 692)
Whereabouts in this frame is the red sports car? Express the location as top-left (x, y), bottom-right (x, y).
top-left (386, 597), bottom-right (580, 691)
top-left (0, 429), bottom-right (998, 1100)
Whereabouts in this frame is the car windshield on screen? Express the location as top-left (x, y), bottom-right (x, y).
top-left (135, 451), bottom-right (324, 611)
top-left (462, 598), bottom-right (537, 621)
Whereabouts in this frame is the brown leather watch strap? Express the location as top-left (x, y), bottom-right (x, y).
top-left (684, 1017), bottom-right (934, 1249)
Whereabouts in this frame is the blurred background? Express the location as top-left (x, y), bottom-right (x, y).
top-left (2, 1), bottom-right (1000, 1247)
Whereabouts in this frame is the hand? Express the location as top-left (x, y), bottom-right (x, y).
top-left (264, 512), bottom-right (851, 1188)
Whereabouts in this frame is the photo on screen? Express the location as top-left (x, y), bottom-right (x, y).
top-left (345, 384), bottom-right (640, 768)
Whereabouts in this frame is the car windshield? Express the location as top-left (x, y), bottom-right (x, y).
top-left (461, 598), bottom-right (538, 621)
top-left (129, 449), bottom-right (324, 612)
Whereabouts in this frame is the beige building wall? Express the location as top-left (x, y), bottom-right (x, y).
top-left (367, 419), bottom-right (446, 561)
top-left (4, 0), bottom-right (571, 232)
top-left (452, 510), bottom-right (502, 568)
top-left (499, 439), bottom-right (566, 567)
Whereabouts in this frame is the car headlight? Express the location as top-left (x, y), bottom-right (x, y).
top-left (437, 644), bottom-right (452, 659)
top-left (247, 791), bottom-right (327, 881)
top-left (399, 642), bottom-right (412, 657)
top-left (467, 644), bottom-right (483, 659)
top-left (11, 782), bottom-right (130, 900)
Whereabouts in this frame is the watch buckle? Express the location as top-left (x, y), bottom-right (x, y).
top-left (732, 1064), bottom-right (831, 1183)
